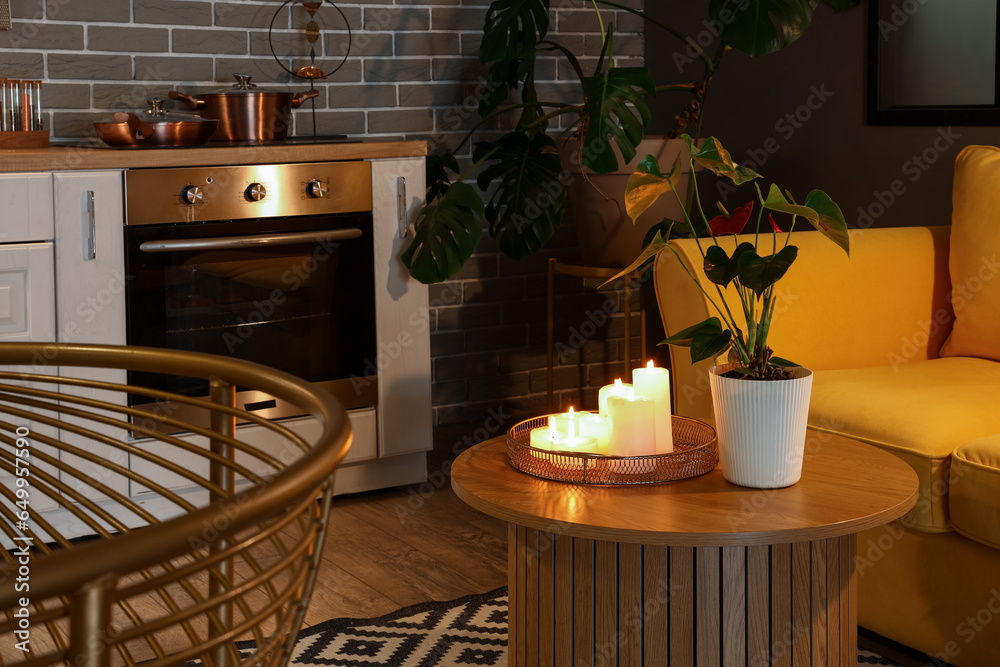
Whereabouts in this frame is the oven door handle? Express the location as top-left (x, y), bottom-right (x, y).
top-left (138, 229), bottom-right (363, 253)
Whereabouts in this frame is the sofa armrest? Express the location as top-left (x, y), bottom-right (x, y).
top-left (654, 225), bottom-right (953, 419)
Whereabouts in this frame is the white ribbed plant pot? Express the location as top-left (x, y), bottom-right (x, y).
top-left (709, 364), bottom-right (814, 489)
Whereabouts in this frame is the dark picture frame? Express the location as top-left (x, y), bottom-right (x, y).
top-left (867, 0), bottom-right (1000, 126)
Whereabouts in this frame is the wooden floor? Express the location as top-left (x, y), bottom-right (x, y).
top-left (303, 481), bottom-right (508, 625)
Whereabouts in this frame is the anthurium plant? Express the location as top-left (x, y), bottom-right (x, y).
top-left (611, 135), bottom-right (850, 380)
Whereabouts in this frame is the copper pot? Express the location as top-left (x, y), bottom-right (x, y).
top-left (169, 74), bottom-right (319, 144)
top-left (94, 100), bottom-right (219, 148)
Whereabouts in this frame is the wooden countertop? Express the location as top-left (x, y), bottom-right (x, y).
top-left (0, 139), bottom-right (428, 172)
top-left (451, 431), bottom-right (919, 547)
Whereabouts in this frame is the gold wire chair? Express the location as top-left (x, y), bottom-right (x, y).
top-left (0, 342), bottom-right (352, 667)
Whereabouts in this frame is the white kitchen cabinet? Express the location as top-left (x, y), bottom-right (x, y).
top-left (0, 173), bottom-right (59, 512)
top-left (53, 170), bottom-right (129, 501)
top-left (371, 158), bottom-right (431, 458)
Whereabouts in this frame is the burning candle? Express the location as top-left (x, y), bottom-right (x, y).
top-left (577, 411), bottom-right (611, 455)
top-left (632, 360), bottom-right (673, 454)
top-left (530, 415), bottom-right (561, 451)
top-left (552, 415), bottom-right (598, 454)
top-left (598, 378), bottom-right (633, 417)
top-left (552, 405), bottom-right (577, 436)
top-left (606, 395), bottom-right (656, 457)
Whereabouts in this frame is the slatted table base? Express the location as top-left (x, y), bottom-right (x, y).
top-left (508, 526), bottom-right (857, 666)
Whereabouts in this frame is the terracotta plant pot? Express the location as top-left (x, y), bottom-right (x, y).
top-left (559, 137), bottom-right (695, 268)
top-left (708, 363), bottom-right (814, 489)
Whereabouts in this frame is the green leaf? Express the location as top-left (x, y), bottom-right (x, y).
top-left (803, 189), bottom-right (850, 255)
top-left (763, 185), bottom-right (849, 255)
top-left (474, 131), bottom-right (565, 260)
top-left (736, 245), bottom-right (799, 296)
top-left (402, 182), bottom-right (484, 284)
top-left (704, 242), bottom-right (755, 287)
top-left (581, 66), bottom-right (656, 173)
top-left (692, 137), bottom-right (760, 185)
top-left (480, 0), bottom-right (550, 65)
top-left (664, 317), bottom-right (723, 347)
top-left (601, 231), bottom-right (669, 288)
top-left (692, 328), bottom-right (733, 363)
top-left (425, 153), bottom-right (461, 205)
top-left (769, 356), bottom-right (800, 367)
top-left (708, 0), bottom-right (819, 59)
top-left (624, 154), bottom-right (682, 222)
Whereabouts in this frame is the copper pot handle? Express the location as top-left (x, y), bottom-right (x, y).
top-left (168, 90), bottom-right (204, 110)
top-left (290, 89), bottom-right (320, 109)
top-left (115, 112), bottom-right (156, 140)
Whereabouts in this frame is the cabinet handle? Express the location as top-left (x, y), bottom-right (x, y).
top-left (397, 176), bottom-right (407, 239)
top-left (86, 190), bottom-right (96, 260)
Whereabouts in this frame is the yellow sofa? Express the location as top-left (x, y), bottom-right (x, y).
top-left (654, 145), bottom-right (1000, 667)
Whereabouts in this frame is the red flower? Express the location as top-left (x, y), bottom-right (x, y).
top-left (768, 214), bottom-right (784, 233)
top-left (708, 201), bottom-right (753, 236)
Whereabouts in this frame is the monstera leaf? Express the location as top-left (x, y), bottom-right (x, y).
top-left (480, 0), bottom-right (550, 65)
top-left (709, 0), bottom-right (819, 59)
top-left (475, 131), bottom-right (565, 260)
top-left (402, 182), bottom-right (484, 284)
top-left (581, 67), bottom-right (655, 174)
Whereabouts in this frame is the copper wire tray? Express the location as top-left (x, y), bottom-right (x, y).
top-left (507, 414), bottom-right (718, 485)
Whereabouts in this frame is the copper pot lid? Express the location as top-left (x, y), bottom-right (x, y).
top-left (99, 100), bottom-right (217, 124)
top-left (200, 73), bottom-right (296, 97)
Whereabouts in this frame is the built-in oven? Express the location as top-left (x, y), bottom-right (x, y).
top-left (122, 161), bottom-right (376, 429)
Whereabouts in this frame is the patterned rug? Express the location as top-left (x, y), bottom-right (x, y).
top-left (241, 587), bottom-right (904, 666)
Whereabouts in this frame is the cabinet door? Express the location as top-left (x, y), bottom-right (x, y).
top-left (371, 158), bottom-right (431, 456)
top-left (53, 171), bottom-right (129, 501)
top-left (0, 242), bottom-right (59, 512)
top-left (0, 173), bottom-right (54, 243)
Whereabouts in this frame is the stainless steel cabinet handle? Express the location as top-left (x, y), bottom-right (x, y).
top-left (86, 190), bottom-right (96, 260)
top-left (397, 176), bottom-right (407, 239)
top-left (138, 228), bottom-right (362, 253)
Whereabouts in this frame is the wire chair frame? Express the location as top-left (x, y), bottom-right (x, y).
top-left (0, 342), bottom-right (352, 667)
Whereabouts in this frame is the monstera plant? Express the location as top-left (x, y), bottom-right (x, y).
top-left (402, 0), bottom-right (859, 284)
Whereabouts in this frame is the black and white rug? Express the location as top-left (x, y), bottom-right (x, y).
top-left (231, 587), bottom-right (903, 666)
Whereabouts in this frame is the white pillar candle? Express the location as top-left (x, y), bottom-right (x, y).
top-left (632, 360), bottom-right (674, 454)
top-left (530, 415), bottom-right (561, 451)
top-left (552, 406), bottom-right (577, 436)
top-left (606, 395), bottom-right (656, 457)
top-left (577, 412), bottom-right (611, 456)
top-left (551, 412), bottom-right (599, 454)
top-left (598, 378), bottom-right (634, 417)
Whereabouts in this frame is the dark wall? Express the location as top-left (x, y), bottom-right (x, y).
top-left (645, 3), bottom-right (1000, 230)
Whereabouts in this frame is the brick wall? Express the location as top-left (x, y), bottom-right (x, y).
top-left (0, 0), bottom-right (647, 435)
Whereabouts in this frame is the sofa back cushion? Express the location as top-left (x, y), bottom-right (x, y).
top-left (940, 145), bottom-right (1000, 361)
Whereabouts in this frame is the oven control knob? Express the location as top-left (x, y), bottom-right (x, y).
top-left (306, 179), bottom-right (328, 199)
top-left (245, 182), bottom-right (267, 202)
top-left (181, 185), bottom-right (203, 205)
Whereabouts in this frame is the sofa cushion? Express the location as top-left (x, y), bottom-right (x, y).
top-left (807, 357), bottom-right (1000, 532)
top-left (950, 435), bottom-right (1000, 549)
top-left (940, 145), bottom-right (1000, 361)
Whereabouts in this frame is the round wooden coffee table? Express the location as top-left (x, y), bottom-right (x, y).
top-left (451, 429), bottom-right (918, 667)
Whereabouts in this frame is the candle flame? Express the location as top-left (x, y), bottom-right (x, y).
top-left (614, 378), bottom-right (622, 388)
top-left (647, 360), bottom-right (654, 369)
top-left (568, 406), bottom-right (575, 418)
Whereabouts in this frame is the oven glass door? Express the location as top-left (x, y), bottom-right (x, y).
top-left (124, 213), bottom-right (376, 416)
